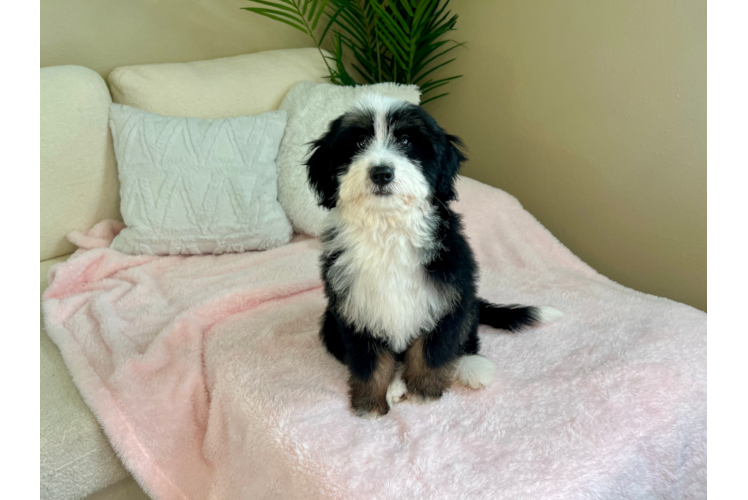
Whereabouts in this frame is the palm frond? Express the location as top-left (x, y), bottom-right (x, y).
top-left (243, 0), bottom-right (464, 103)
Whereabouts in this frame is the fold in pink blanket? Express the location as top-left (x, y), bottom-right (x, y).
top-left (43, 178), bottom-right (706, 499)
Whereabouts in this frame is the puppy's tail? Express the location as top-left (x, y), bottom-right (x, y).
top-left (477, 298), bottom-right (563, 332)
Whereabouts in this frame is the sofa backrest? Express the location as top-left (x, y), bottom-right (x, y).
top-left (40, 48), bottom-right (329, 262)
top-left (40, 65), bottom-right (120, 261)
top-left (108, 48), bottom-right (328, 119)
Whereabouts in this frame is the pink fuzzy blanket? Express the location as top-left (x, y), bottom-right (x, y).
top-left (42, 177), bottom-right (706, 499)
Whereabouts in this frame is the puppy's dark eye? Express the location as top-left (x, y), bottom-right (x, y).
top-left (356, 139), bottom-right (368, 150)
top-left (398, 135), bottom-right (411, 147)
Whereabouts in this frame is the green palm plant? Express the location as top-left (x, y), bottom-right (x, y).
top-left (242, 0), bottom-right (463, 104)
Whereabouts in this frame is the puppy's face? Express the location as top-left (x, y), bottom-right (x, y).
top-left (306, 95), bottom-right (465, 213)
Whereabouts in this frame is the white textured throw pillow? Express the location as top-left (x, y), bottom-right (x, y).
top-left (108, 104), bottom-right (292, 255)
top-left (277, 82), bottom-right (420, 236)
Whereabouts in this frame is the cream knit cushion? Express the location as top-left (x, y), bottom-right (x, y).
top-left (107, 48), bottom-right (328, 119)
top-left (276, 82), bottom-right (421, 236)
top-left (109, 104), bottom-right (292, 255)
top-left (41, 66), bottom-right (121, 261)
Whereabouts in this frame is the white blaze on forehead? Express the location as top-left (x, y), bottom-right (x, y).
top-left (354, 93), bottom-right (407, 116)
top-left (354, 93), bottom-right (407, 144)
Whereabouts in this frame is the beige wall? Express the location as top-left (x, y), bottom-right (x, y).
top-left (429, 0), bottom-right (706, 311)
top-left (41, 0), bottom-right (315, 76)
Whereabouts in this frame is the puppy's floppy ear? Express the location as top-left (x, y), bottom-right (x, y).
top-left (305, 117), bottom-right (343, 210)
top-left (436, 134), bottom-right (467, 202)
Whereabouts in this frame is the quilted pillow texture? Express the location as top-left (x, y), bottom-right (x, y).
top-left (108, 103), bottom-right (292, 255)
top-left (277, 82), bottom-right (421, 236)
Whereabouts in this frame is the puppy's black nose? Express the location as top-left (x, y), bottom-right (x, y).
top-left (369, 166), bottom-right (394, 186)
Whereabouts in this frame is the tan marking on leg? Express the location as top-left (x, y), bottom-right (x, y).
top-left (402, 336), bottom-right (455, 402)
top-left (349, 349), bottom-right (396, 418)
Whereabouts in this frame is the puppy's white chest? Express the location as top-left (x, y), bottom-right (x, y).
top-left (327, 216), bottom-right (452, 352)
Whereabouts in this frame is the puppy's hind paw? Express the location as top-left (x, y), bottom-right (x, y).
top-left (454, 355), bottom-right (495, 389)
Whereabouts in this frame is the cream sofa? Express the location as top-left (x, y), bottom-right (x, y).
top-left (40, 48), bottom-right (327, 500)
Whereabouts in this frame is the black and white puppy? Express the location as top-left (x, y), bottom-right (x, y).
top-left (306, 94), bottom-right (561, 418)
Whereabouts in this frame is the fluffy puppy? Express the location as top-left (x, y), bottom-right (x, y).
top-left (306, 95), bottom-right (561, 417)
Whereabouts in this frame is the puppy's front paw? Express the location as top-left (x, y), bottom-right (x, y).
top-left (405, 387), bottom-right (443, 404)
top-left (402, 359), bottom-right (453, 404)
top-left (403, 373), bottom-right (446, 403)
top-left (355, 407), bottom-right (388, 419)
top-left (350, 382), bottom-right (390, 418)
top-left (352, 398), bottom-right (389, 419)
